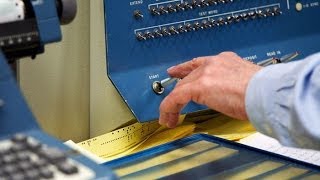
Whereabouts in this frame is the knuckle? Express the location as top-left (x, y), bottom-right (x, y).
top-left (219, 51), bottom-right (238, 57)
top-left (190, 58), bottom-right (200, 68)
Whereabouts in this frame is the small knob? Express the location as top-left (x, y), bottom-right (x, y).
top-left (218, 17), bottom-right (226, 25)
top-left (159, 6), bottom-right (169, 14)
top-left (256, 10), bottom-right (266, 18)
top-left (57, 0), bottom-right (77, 25)
top-left (273, 7), bottom-right (282, 15)
top-left (200, 0), bottom-right (209, 7)
top-left (192, 0), bottom-right (201, 8)
top-left (185, 23), bottom-right (194, 31)
top-left (167, 4), bottom-right (177, 13)
top-left (184, 2), bottom-right (193, 10)
top-left (145, 31), bottom-right (154, 39)
top-left (150, 7), bottom-right (160, 15)
top-left (209, 19), bottom-right (218, 27)
top-left (176, 3), bottom-right (185, 11)
top-left (202, 20), bottom-right (212, 28)
top-left (169, 26), bottom-right (179, 35)
top-left (248, 11), bottom-right (256, 19)
top-left (193, 22), bottom-right (203, 30)
top-left (133, 10), bottom-right (143, 19)
top-left (208, 0), bottom-right (218, 5)
top-left (241, 13), bottom-right (249, 20)
top-left (233, 14), bottom-right (241, 22)
top-left (226, 16), bottom-right (233, 24)
top-left (136, 32), bottom-right (146, 41)
top-left (265, 8), bottom-right (275, 16)
top-left (178, 25), bottom-right (187, 33)
top-left (161, 28), bottom-right (171, 36)
top-left (153, 29), bottom-right (163, 38)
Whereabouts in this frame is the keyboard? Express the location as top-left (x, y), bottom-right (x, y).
top-left (0, 134), bottom-right (95, 180)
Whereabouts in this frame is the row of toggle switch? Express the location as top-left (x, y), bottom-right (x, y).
top-left (150, 0), bottom-right (233, 16)
top-left (136, 7), bottom-right (282, 41)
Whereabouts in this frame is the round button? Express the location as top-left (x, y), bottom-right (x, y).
top-left (296, 2), bottom-right (303, 12)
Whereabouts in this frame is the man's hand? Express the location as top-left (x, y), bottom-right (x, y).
top-left (159, 52), bottom-right (262, 128)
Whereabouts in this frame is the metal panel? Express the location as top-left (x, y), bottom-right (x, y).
top-left (104, 0), bottom-right (320, 121)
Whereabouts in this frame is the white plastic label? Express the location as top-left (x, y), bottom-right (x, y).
top-left (0, 0), bottom-right (25, 24)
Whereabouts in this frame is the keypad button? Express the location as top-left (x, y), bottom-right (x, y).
top-left (38, 148), bottom-right (67, 163)
top-left (10, 173), bottom-right (25, 180)
top-left (39, 168), bottom-right (54, 179)
top-left (25, 169), bottom-right (40, 179)
top-left (57, 161), bottom-right (78, 175)
top-left (11, 134), bottom-right (27, 144)
top-left (19, 161), bottom-right (33, 171)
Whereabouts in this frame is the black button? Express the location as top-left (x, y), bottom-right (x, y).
top-left (26, 138), bottom-right (42, 150)
top-left (10, 173), bottom-right (25, 180)
top-left (10, 143), bottom-right (27, 153)
top-left (32, 158), bottom-right (48, 168)
top-left (57, 161), bottom-right (78, 175)
top-left (16, 152), bottom-right (31, 161)
top-left (3, 164), bottom-right (18, 175)
top-left (11, 134), bottom-right (27, 144)
top-left (25, 169), bottom-right (40, 179)
top-left (39, 168), bottom-right (54, 179)
top-left (38, 148), bottom-right (67, 163)
top-left (2, 154), bottom-right (17, 164)
top-left (18, 161), bottom-right (33, 171)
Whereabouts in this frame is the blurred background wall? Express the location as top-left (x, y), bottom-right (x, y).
top-left (19, 0), bottom-right (133, 142)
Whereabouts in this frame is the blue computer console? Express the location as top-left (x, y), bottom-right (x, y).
top-left (104, 0), bottom-right (320, 122)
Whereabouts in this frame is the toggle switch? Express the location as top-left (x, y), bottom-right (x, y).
top-left (208, 0), bottom-right (218, 5)
top-left (193, 22), bottom-right (203, 30)
top-left (150, 7), bottom-right (160, 15)
top-left (248, 11), bottom-right (256, 19)
top-left (152, 78), bottom-right (179, 95)
top-left (273, 7), bottom-right (282, 15)
top-left (133, 10), bottom-right (143, 19)
top-left (178, 25), bottom-right (187, 33)
top-left (241, 13), bottom-right (249, 20)
top-left (256, 10), bottom-right (266, 18)
top-left (218, 17), bottom-right (226, 25)
top-left (159, 6), bottom-right (169, 14)
top-left (176, 3), bottom-right (185, 11)
top-left (145, 31), bottom-right (154, 39)
top-left (167, 4), bottom-right (177, 13)
top-left (185, 23), bottom-right (195, 31)
top-left (233, 14), bottom-right (241, 22)
top-left (169, 26), bottom-right (179, 35)
top-left (161, 28), bottom-right (171, 36)
top-left (226, 16), bottom-right (234, 24)
top-left (184, 2), bottom-right (193, 10)
top-left (192, 0), bottom-right (201, 8)
top-left (136, 32), bottom-right (146, 41)
top-left (153, 29), bottom-right (163, 38)
top-left (202, 20), bottom-right (212, 28)
top-left (200, 0), bottom-right (209, 7)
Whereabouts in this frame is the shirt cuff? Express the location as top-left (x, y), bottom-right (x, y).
top-left (245, 60), bottom-right (303, 139)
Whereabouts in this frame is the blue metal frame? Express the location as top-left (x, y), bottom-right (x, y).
top-left (103, 133), bottom-right (320, 179)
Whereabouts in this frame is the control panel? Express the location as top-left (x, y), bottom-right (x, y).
top-left (104, 0), bottom-right (320, 122)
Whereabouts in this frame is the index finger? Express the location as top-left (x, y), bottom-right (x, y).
top-left (159, 83), bottom-right (193, 128)
top-left (167, 56), bottom-right (211, 78)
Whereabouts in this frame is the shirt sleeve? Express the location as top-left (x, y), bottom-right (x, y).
top-left (245, 52), bottom-right (320, 150)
